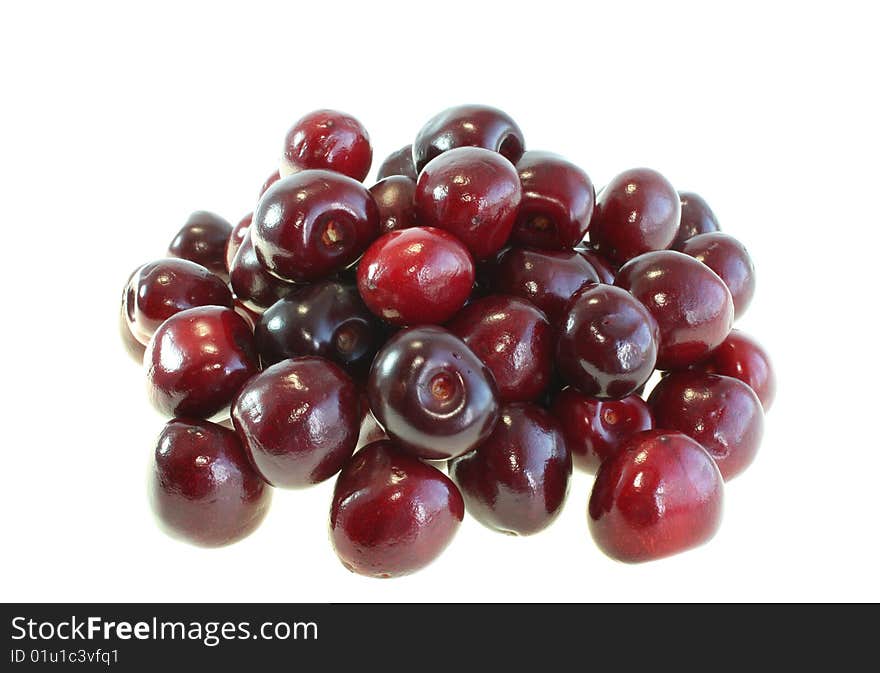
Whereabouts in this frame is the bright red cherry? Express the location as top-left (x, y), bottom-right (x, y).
top-left (681, 232), bottom-right (755, 319)
top-left (550, 388), bottom-right (653, 472)
top-left (330, 440), bottom-right (464, 578)
top-left (449, 403), bottom-right (571, 535)
top-left (511, 151), bottom-right (595, 249)
top-left (369, 176), bottom-right (419, 233)
top-left (357, 227), bottom-right (474, 326)
top-left (145, 306), bottom-right (259, 418)
top-left (150, 418), bottom-right (271, 547)
top-left (281, 109), bottom-right (372, 182)
top-left (376, 144), bottom-right (417, 180)
top-left (413, 104), bottom-right (525, 172)
top-left (615, 250), bottom-right (734, 369)
top-left (693, 330), bottom-right (775, 411)
top-left (225, 212), bottom-right (252, 272)
top-left (252, 170), bottom-right (379, 283)
top-left (588, 430), bottom-right (724, 562)
top-left (590, 168), bottom-right (681, 264)
top-left (168, 211), bottom-right (233, 279)
top-left (229, 230), bottom-right (298, 311)
top-left (671, 191), bottom-right (720, 250)
top-left (648, 371), bottom-right (764, 480)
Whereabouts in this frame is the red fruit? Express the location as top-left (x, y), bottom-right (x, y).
top-left (168, 211), bottom-right (233, 279)
top-left (281, 109), bottom-right (372, 182)
top-left (576, 244), bottom-right (618, 284)
top-left (229, 230), bottom-right (298, 311)
top-left (681, 232), bottom-right (756, 319)
top-left (226, 212), bottom-right (252, 272)
top-left (369, 175), bottom-right (419, 233)
top-left (259, 170), bottom-right (281, 199)
top-left (671, 191), bottom-right (720, 250)
top-left (376, 144), bottom-right (417, 180)
top-left (694, 330), bottom-right (776, 411)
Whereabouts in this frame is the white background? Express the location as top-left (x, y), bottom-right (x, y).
top-left (1, 1), bottom-right (878, 603)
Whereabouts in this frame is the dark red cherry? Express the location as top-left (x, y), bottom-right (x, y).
top-left (150, 418), bottom-right (271, 547)
top-left (259, 170), bottom-right (281, 199)
top-left (550, 388), bottom-right (653, 472)
top-left (376, 144), bottom-right (417, 180)
top-left (413, 104), bottom-right (525, 172)
top-left (229, 230), bottom-right (298, 311)
top-left (255, 280), bottom-right (385, 377)
top-left (491, 247), bottom-right (600, 324)
top-left (511, 151), bottom-right (595, 249)
top-left (671, 191), bottom-right (720, 250)
top-left (681, 232), bottom-right (755, 319)
top-left (447, 295), bottom-right (553, 403)
top-left (123, 258), bottom-right (233, 346)
top-left (281, 109), bottom-right (372, 182)
top-left (415, 147), bottom-right (521, 260)
top-left (590, 168), bottom-right (681, 263)
top-left (588, 430), bottom-right (723, 562)
top-left (648, 371), bottom-right (764, 480)
top-left (693, 330), bottom-right (775, 411)
top-left (145, 306), bottom-right (259, 418)
top-left (557, 284), bottom-right (659, 399)
top-left (449, 403), bottom-right (571, 535)
top-left (233, 298), bottom-right (260, 331)
top-left (226, 212), bottom-right (252, 272)
top-left (369, 176), bottom-right (419, 233)
top-left (232, 357), bottom-right (358, 488)
top-left (615, 250), bottom-right (734, 369)
top-left (330, 440), bottom-right (464, 578)
top-left (252, 170), bottom-right (379, 283)
top-left (368, 326), bottom-right (500, 460)
top-left (357, 227), bottom-right (474, 326)
top-left (119, 296), bottom-right (146, 362)
top-left (167, 211), bottom-right (233, 279)
top-left (575, 244), bottom-right (618, 284)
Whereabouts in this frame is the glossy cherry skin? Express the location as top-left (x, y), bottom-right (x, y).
top-left (511, 151), bottom-right (595, 249)
top-left (447, 295), bottom-right (553, 403)
top-left (575, 244), bottom-right (618, 284)
top-left (369, 176), bottom-right (419, 233)
top-left (252, 170), bottom-right (379, 283)
top-left (123, 258), bottom-right (233, 345)
top-left (449, 403), bottom-right (571, 535)
top-left (119, 297), bottom-right (146, 362)
top-left (557, 284), bottom-right (659, 399)
top-left (368, 326), bottom-right (500, 460)
top-left (550, 388), bottom-right (653, 472)
top-left (648, 371), bottom-right (764, 480)
top-left (615, 250), bottom-right (734, 369)
top-left (231, 357), bottom-right (358, 488)
top-left (588, 430), bottom-right (723, 562)
top-left (150, 418), bottom-right (271, 547)
top-left (330, 440), bottom-right (464, 578)
top-left (693, 330), bottom-right (775, 411)
top-left (357, 227), bottom-right (474, 326)
top-left (145, 306), bottom-right (259, 418)
top-left (413, 104), bottom-right (525, 172)
top-left (168, 211), bottom-right (233, 279)
top-left (280, 109), bottom-right (372, 182)
top-left (671, 191), bottom-right (720, 250)
top-left (229, 230), bottom-right (297, 311)
top-left (255, 280), bottom-right (384, 377)
top-left (259, 170), bottom-right (281, 199)
top-left (491, 247), bottom-right (600, 324)
top-left (682, 232), bottom-right (755, 319)
top-left (376, 144), bottom-right (417, 180)
top-left (590, 168), bottom-right (681, 264)
top-left (415, 147), bottom-right (521, 260)
top-left (225, 212), bottom-right (252, 272)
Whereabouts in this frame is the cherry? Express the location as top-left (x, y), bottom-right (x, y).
top-left (357, 227), bottom-right (474, 326)
top-left (550, 388), bottom-right (652, 472)
top-left (413, 104), bottom-right (525, 173)
top-left (449, 403), bottom-right (571, 535)
top-left (119, 293), bottom-right (146, 362)
top-left (447, 295), bottom-right (553, 403)
top-left (648, 371), bottom-right (764, 480)
top-left (368, 326), bottom-right (500, 460)
top-left (225, 212), bottom-right (252, 272)
top-left (150, 418), bottom-right (271, 547)
top-left (575, 244), bottom-right (618, 284)
top-left (330, 440), bottom-right (464, 578)
top-left (588, 430), bottom-right (723, 562)
top-left (557, 284), bottom-right (659, 399)
top-left (259, 170), bottom-right (281, 199)
top-left (491, 247), bottom-right (600, 324)
top-left (145, 306), bottom-right (259, 418)
top-left (167, 211), bottom-right (233, 279)
top-left (255, 279), bottom-right (384, 377)
top-left (693, 330), bottom-right (775, 411)
top-left (123, 258), bottom-right (233, 346)
top-left (615, 250), bottom-right (734, 369)
top-left (251, 170), bottom-right (379, 283)
top-left (376, 144), bottom-right (417, 180)
top-left (233, 298), bottom-right (261, 331)
top-left (232, 357), bottom-right (359, 488)
top-left (369, 175), bottom-right (419, 233)
top-left (590, 168), bottom-right (681, 263)
top-left (511, 151), bottom-right (595, 249)
top-left (671, 191), bottom-right (720, 250)
top-left (280, 109), bottom-right (372, 182)
top-left (229, 230), bottom-right (298, 311)
top-left (681, 232), bottom-right (755, 319)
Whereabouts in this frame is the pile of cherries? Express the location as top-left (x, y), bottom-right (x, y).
top-left (120, 105), bottom-right (775, 577)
